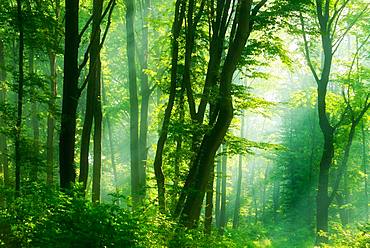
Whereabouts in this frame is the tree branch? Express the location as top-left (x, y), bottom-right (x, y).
top-left (78, 0), bottom-right (116, 94)
top-left (299, 12), bottom-right (320, 83)
top-left (332, 5), bottom-right (369, 55)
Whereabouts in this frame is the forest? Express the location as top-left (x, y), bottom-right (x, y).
top-left (0, 0), bottom-right (369, 247)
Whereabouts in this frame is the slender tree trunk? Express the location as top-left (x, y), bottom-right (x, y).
top-left (79, 68), bottom-right (96, 190)
top-left (91, 0), bottom-right (103, 203)
top-left (315, 30), bottom-right (334, 243)
top-left (102, 81), bottom-right (119, 194)
top-left (362, 121), bottom-right (368, 222)
top-left (47, 51), bottom-right (57, 185)
top-left (178, 0), bottom-right (255, 228)
top-left (138, 0), bottom-right (151, 200)
top-left (15, 0), bottom-right (24, 195)
top-left (250, 160), bottom-right (258, 224)
top-left (29, 49), bottom-right (40, 182)
top-left (219, 145), bottom-right (227, 235)
top-left (172, 67), bottom-right (185, 201)
top-left (307, 107), bottom-right (316, 225)
top-left (233, 155), bottom-right (243, 229)
top-left (204, 162), bottom-right (215, 234)
top-left (261, 165), bottom-right (269, 221)
top-left (233, 115), bottom-right (245, 229)
top-left (59, 0), bottom-right (79, 190)
top-left (92, 95), bottom-right (102, 202)
top-left (272, 179), bottom-right (279, 223)
top-left (215, 152), bottom-right (221, 228)
top-left (46, 0), bottom-right (60, 187)
top-left (338, 125), bottom-right (356, 226)
top-left (126, 0), bottom-right (141, 207)
top-left (0, 40), bottom-right (9, 188)
top-left (153, 0), bottom-right (185, 213)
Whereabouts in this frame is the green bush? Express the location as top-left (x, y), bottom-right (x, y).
top-left (0, 184), bottom-right (162, 247)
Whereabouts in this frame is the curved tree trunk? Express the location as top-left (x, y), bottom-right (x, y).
top-left (153, 0), bottom-right (185, 212)
top-left (179, 0), bottom-right (254, 228)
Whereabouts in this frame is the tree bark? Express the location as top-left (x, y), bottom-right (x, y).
top-left (47, 51), bottom-right (57, 185)
top-left (0, 40), bottom-right (9, 188)
top-left (46, 0), bottom-right (60, 186)
top-left (91, 0), bottom-right (103, 203)
top-left (233, 116), bottom-right (245, 229)
top-left (126, 0), bottom-right (141, 207)
top-left (362, 121), bottom-right (368, 222)
top-left (79, 63), bottom-right (96, 191)
top-left (102, 80), bottom-right (119, 194)
top-left (153, 0), bottom-right (185, 213)
top-left (0, 42), bottom-right (8, 196)
top-left (15, 0), bottom-right (24, 195)
top-left (29, 48), bottom-right (40, 182)
top-left (215, 152), bottom-right (221, 228)
top-left (179, 0), bottom-right (254, 228)
top-left (204, 161), bottom-right (215, 234)
top-left (59, 0), bottom-right (79, 190)
top-left (138, 0), bottom-right (151, 200)
top-left (219, 144), bottom-right (227, 235)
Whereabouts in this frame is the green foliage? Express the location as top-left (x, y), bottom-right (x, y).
top-left (324, 223), bottom-right (370, 248)
top-left (0, 185), bottom-right (160, 247)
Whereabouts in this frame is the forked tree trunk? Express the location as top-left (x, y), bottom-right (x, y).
top-left (179, 0), bottom-right (254, 228)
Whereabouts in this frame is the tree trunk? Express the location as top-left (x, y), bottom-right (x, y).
top-left (92, 94), bottom-right (102, 202)
top-left (102, 81), bottom-right (119, 194)
top-left (0, 40), bottom-right (9, 189)
top-left (153, 0), bottom-right (185, 213)
top-left (126, 0), bottom-right (141, 207)
top-left (15, 0), bottom-right (24, 195)
top-left (362, 121), bottom-right (368, 222)
top-left (219, 144), bottom-right (227, 235)
top-left (138, 0), bottom-right (151, 200)
top-left (179, 0), bottom-right (254, 228)
top-left (46, 0), bottom-right (60, 186)
top-left (272, 179), bottom-right (279, 223)
top-left (59, 0), bottom-right (79, 190)
top-left (79, 65), bottom-right (96, 191)
top-left (29, 49), bottom-right (40, 182)
top-left (233, 115), bottom-right (245, 229)
top-left (204, 162), bottom-right (215, 234)
top-left (315, 28), bottom-right (334, 244)
top-left (47, 51), bottom-right (57, 185)
top-left (215, 152), bottom-right (221, 228)
top-left (232, 154), bottom-right (242, 228)
top-left (261, 165), bottom-right (269, 221)
top-left (91, 0), bottom-right (103, 203)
